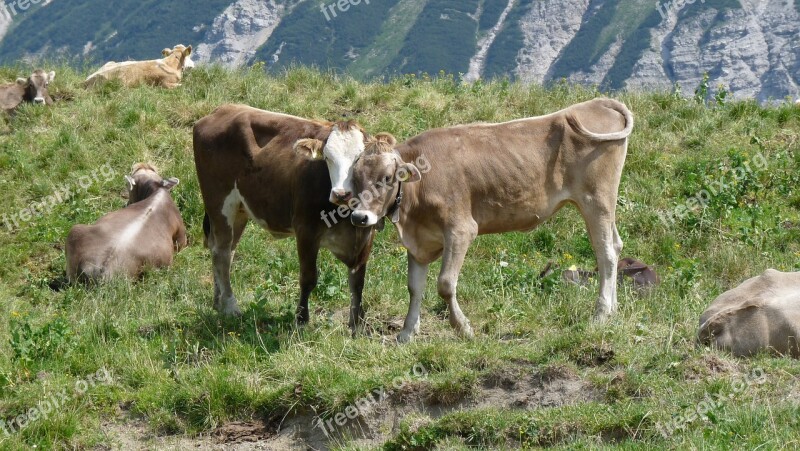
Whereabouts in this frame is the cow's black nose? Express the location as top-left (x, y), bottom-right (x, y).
top-left (351, 212), bottom-right (369, 226)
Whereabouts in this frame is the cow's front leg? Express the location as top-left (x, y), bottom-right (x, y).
top-left (438, 224), bottom-right (477, 338)
top-left (398, 252), bottom-right (429, 343)
top-left (348, 263), bottom-right (367, 336)
top-left (296, 235), bottom-right (321, 326)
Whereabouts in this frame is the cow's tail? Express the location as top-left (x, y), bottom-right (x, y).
top-left (567, 99), bottom-right (634, 142)
top-left (202, 212), bottom-right (210, 248)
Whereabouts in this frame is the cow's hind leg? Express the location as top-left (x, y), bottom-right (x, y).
top-left (577, 202), bottom-right (622, 321)
top-left (296, 234), bottom-right (321, 326)
top-left (398, 252), bottom-right (430, 343)
top-left (438, 223), bottom-right (478, 338)
top-left (208, 210), bottom-right (247, 316)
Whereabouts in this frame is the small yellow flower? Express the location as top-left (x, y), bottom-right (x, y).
top-left (11, 311), bottom-right (19, 317)
top-left (563, 253), bottom-right (574, 261)
top-left (674, 243), bottom-right (681, 249)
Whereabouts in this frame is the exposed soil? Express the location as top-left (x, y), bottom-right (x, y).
top-left (99, 362), bottom-right (605, 450)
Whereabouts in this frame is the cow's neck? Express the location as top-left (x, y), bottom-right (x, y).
top-left (162, 54), bottom-right (182, 70)
top-left (386, 182), bottom-right (403, 223)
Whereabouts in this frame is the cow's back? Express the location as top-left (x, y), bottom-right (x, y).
top-left (67, 195), bottom-right (184, 282)
top-left (699, 269), bottom-right (800, 357)
top-left (0, 83), bottom-right (24, 111)
top-left (193, 105), bottom-right (334, 232)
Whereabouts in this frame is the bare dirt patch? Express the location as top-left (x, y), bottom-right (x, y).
top-left (100, 363), bottom-right (605, 450)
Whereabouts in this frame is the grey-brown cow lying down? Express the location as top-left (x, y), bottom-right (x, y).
top-left (540, 257), bottom-right (660, 292)
top-left (0, 69), bottom-right (55, 112)
top-left (66, 163), bottom-right (187, 283)
top-left (349, 98), bottom-right (633, 342)
top-left (85, 45), bottom-right (194, 89)
top-left (698, 269), bottom-right (800, 357)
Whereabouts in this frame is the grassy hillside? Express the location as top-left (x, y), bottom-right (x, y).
top-left (0, 65), bottom-right (798, 449)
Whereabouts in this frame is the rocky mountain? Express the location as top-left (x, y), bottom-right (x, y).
top-left (0, 0), bottom-right (797, 101)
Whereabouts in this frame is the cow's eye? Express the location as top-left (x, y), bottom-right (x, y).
top-left (383, 175), bottom-right (392, 183)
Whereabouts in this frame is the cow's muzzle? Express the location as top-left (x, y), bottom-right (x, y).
top-left (33, 97), bottom-right (46, 105)
top-left (330, 189), bottom-right (353, 205)
top-left (351, 210), bottom-right (377, 227)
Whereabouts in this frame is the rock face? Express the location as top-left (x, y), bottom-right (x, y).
top-left (0, 0), bottom-right (798, 101)
top-left (509, 0), bottom-right (800, 101)
top-left (515, 0), bottom-right (591, 85)
top-left (625, 0), bottom-right (800, 101)
top-left (194, 0), bottom-right (284, 68)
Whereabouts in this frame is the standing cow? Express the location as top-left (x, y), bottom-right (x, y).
top-left (193, 104), bottom-right (393, 332)
top-left (66, 163), bottom-right (187, 283)
top-left (348, 98), bottom-right (634, 342)
top-left (0, 69), bottom-right (55, 113)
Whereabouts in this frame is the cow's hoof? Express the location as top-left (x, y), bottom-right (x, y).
top-left (220, 304), bottom-right (242, 317)
top-left (592, 309), bottom-right (614, 323)
top-left (396, 330), bottom-right (415, 344)
top-left (456, 324), bottom-right (475, 339)
top-left (295, 312), bottom-right (310, 326)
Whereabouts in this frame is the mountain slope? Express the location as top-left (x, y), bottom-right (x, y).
top-left (0, 0), bottom-right (797, 101)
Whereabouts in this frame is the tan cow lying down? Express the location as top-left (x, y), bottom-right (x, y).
top-left (349, 98), bottom-right (633, 342)
top-left (66, 163), bottom-right (187, 283)
top-left (698, 269), bottom-right (800, 357)
top-left (84, 45), bottom-right (194, 88)
top-left (0, 69), bottom-right (55, 112)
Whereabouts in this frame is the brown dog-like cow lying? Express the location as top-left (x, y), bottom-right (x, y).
top-left (66, 164), bottom-right (187, 283)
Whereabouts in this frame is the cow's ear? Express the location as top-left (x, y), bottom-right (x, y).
top-left (47, 71), bottom-right (55, 82)
top-left (124, 175), bottom-right (136, 192)
top-left (161, 177), bottom-right (180, 190)
top-left (396, 163), bottom-right (422, 183)
top-left (294, 138), bottom-right (325, 160)
top-left (184, 45), bottom-right (192, 56)
top-left (162, 48), bottom-right (172, 57)
top-left (373, 132), bottom-right (397, 147)
top-left (16, 78), bottom-right (27, 86)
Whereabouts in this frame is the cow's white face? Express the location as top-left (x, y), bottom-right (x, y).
top-left (323, 126), bottom-right (365, 205)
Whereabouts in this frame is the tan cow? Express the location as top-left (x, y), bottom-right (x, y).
top-left (84, 45), bottom-right (194, 88)
top-left (348, 98), bottom-right (633, 342)
top-left (698, 269), bottom-right (800, 357)
top-left (66, 163), bottom-right (187, 283)
top-left (0, 69), bottom-right (55, 112)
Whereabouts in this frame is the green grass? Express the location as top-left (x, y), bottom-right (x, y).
top-left (0, 64), bottom-right (798, 449)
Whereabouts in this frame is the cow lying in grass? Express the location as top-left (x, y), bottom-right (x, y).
top-left (349, 98), bottom-right (634, 342)
top-left (0, 69), bottom-right (55, 113)
top-left (539, 257), bottom-right (660, 292)
top-left (698, 269), bottom-right (800, 357)
top-left (66, 163), bottom-right (187, 283)
top-left (84, 45), bottom-right (194, 88)
top-left (194, 105), bottom-right (393, 332)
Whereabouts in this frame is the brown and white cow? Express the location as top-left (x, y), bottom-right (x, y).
top-left (66, 163), bottom-right (187, 283)
top-left (349, 98), bottom-right (634, 342)
top-left (0, 69), bottom-right (55, 112)
top-left (193, 104), bottom-right (391, 331)
top-left (84, 45), bottom-right (194, 89)
top-left (698, 269), bottom-right (800, 357)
